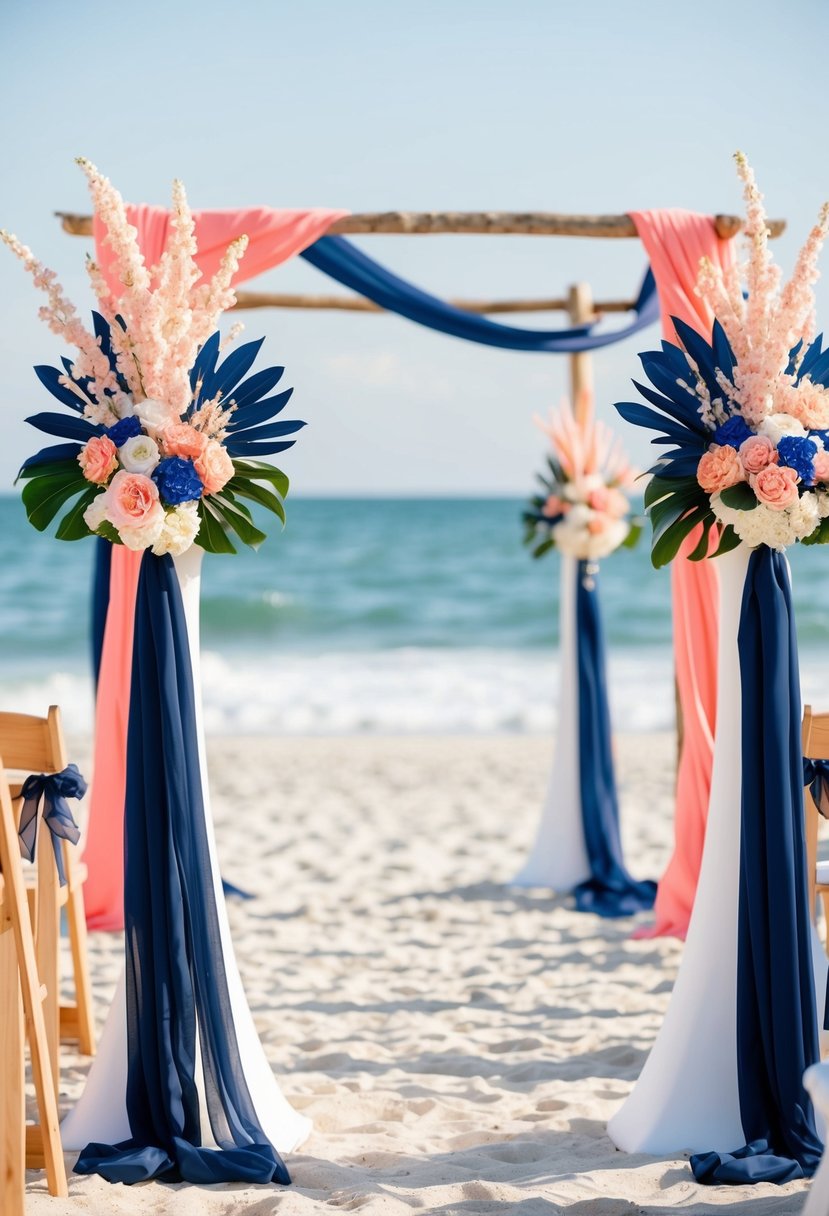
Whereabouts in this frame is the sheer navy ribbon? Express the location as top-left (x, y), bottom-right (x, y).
top-left (18, 765), bottom-right (85, 886)
top-left (804, 756), bottom-right (829, 819)
top-left (90, 541), bottom-right (254, 903)
top-left (75, 553), bottom-right (290, 1186)
top-left (571, 561), bottom-right (656, 918)
top-left (301, 236), bottom-right (659, 353)
top-left (691, 546), bottom-right (822, 1186)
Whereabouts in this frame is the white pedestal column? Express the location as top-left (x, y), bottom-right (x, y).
top-left (512, 555), bottom-right (590, 890)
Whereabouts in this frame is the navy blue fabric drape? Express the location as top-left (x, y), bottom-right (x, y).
top-left (301, 236), bottom-right (659, 352)
top-left (691, 546), bottom-right (822, 1186)
top-left (91, 538), bottom-right (111, 687)
top-left (572, 561), bottom-right (656, 917)
top-left (75, 553), bottom-right (290, 1186)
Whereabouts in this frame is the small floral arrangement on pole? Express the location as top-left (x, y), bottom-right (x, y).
top-left (2, 159), bottom-right (304, 556)
top-left (618, 152), bottom-right (829, 565)
top-left (524, 393), bottom-right (641, 560)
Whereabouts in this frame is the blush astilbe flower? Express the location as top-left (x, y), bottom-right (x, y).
top-left (696, 152), bottom-right (829, 428)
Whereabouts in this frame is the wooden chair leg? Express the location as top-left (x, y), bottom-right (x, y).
top-left (0, 928), bottom-right (26, 1216)
top-left (8, 874), bottom-right (66, 1196)
top-left (35, 839), bottom-right (60, 1105)
top-left (63, 848), bottom-right (95, 1056)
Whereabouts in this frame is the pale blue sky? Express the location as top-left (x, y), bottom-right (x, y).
top-left (1, 0), bottom-right (827, 493)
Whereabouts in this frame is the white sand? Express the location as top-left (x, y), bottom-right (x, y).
top-left (28, 734), bottom-right (810, 1215)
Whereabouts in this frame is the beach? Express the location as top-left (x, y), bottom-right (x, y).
top-left (31, 732), bottom-right (808, 1215)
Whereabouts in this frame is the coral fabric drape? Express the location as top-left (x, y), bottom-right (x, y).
top-left (629, 209), bottom-right (735, 940)
top-left (83, 204), bottom-right (347, 930)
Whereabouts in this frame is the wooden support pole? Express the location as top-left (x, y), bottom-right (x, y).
top-left (568, 283), bottom-right (594, 422)
top-left (54, 210), bottom-right (787, 241)
top-left (231, 289), bottom-right (637, 315)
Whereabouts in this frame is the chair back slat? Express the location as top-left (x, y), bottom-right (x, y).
top-left (0, 707), bottom-right (67, 775)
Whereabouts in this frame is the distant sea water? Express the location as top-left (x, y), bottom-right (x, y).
top-left (2, 495), bottom-right (829, 736)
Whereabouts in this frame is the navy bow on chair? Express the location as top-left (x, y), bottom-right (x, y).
top-left (18, 764), bottom-right (86, 887)
top-left (804, 756), bottom-right (829, 820)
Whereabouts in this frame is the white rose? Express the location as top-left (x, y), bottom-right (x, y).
top-left (83, 492), bottom-right (108, 533)
top-left (119, 434), bottom-right (160, 476)
top-left (758, 413), bottom-right (807, 445)
top-left (151, 502), bottom-right (202, 557)
top-left (134, 397), bottom-right (178, 435)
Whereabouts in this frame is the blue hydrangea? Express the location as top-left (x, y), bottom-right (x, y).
top-left (777, 435), bottom-right (817, 485)
top-left (105, 415), bottom-right (143, 447)
top-left (810, 430), bottom-right (829, 450)
top-left (714, 416), bottom-right (754, 449)
top-left (152, 457), bottom-right (204, 505)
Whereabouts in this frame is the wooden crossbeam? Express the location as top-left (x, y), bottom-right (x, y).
top-left (55, 210), bottom-right (786, 240)
top-left (231, 290), bottom-right (637, 314)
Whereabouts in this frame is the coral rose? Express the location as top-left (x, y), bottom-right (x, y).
top-left (739, 434), bottom-right (779, 475)
top-left (751, 464), bottom-right (800, 510)
top-left (697, 444), bottom-right (745, 495)
top-left (814, 450), bottom-right (829, 484)
top-left (163, 421), bottom-right (209, 461)
top-left (194, 439), bottom-right (234, 495)
top-left (78, 435), bottom-right (118, 484)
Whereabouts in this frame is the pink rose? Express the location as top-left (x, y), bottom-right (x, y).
top-left (78, 435), bottom-right (118, 485)
top-left (814, 450), bottom-right (829, 484)
top-left (588, 487), bottom-right (610, 512)
top-left (587, 514), bottom-right (610, 535)
top-left (194, 439), bottom-right (234, 496)
top-left (739, 434), bottom-right (779, 476)
top-left (751, 464), bottom-right (800, 510)
top-left (162, 421), bottom-right (209, 461)
top-left (697, 444), bottom-right (745, 494)
top-left (544, 494), bottom-right (566, 517)
top-left (604, 487), bottom-right (629, 519)
top-left (105, 470), bottom-right (162, 529)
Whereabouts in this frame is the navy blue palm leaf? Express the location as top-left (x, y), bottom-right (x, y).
top-left (16, 313), bottom-right (132, 540)
top-left (616, 318), bottom-right (742, 568)
top-left (192, 334), bottom-right (305, 555)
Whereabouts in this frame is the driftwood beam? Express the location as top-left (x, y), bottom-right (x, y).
top-left (54, 210), bottom-right (786, 240)
top-left (231, 290), bottom-right (637, 314)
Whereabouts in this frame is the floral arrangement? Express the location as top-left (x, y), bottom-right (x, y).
top-left (2, 160), bottom-right (304, 555)
top-left (524, 393), bottom-right (641, 560)
top-left (618, 152), bottom-right (829, 566)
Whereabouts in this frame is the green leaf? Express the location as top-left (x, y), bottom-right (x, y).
top-left (649, 482), bottom-right (707, 544)
top-left (210, 492), bottom-right (267, 549)
top-left (55, 485), bottom-right (99, 540)
top-left (18, 458), bottom-right (81, 483)
top-left (687, 517), bottom-right (715, 561)
top-left (196, 498), bottom-right (237, 555)
top-left (22, 473), bottom-right (89, 531)
top-left (96, 521), bottom-right (123, 546)
top-left (651, 505), bottom-right (710, 569)
top-left (644, 474), bottom-right (692, 510)
top-left (230, 460), bottom-right (289, 498)
top-left (227, 476), bottom-right (286, 525)
top-left (531, 537), bottom-right (556, 559)
top-left (719, 482), bottom-right (757, 511)
top-left (802, 517), bottom-right (829, 546)
top-left (621, 520), bottom-right (643, 550)
top-left (714, 524), bottom-right (742, 557)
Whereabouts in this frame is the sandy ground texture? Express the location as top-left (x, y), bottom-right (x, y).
top-left (26, 733), bottom-right (812, 1216)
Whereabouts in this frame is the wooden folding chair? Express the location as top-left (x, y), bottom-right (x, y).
top-left (0, 707), bottom-right (96, 1123)
top-left (803, 705), bottom-right (829, 939)
top-left (0, 757), bottom-right (67, 1208)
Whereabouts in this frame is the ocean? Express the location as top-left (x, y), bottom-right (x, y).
top-left (2, 494), bottom-right (829, 736)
